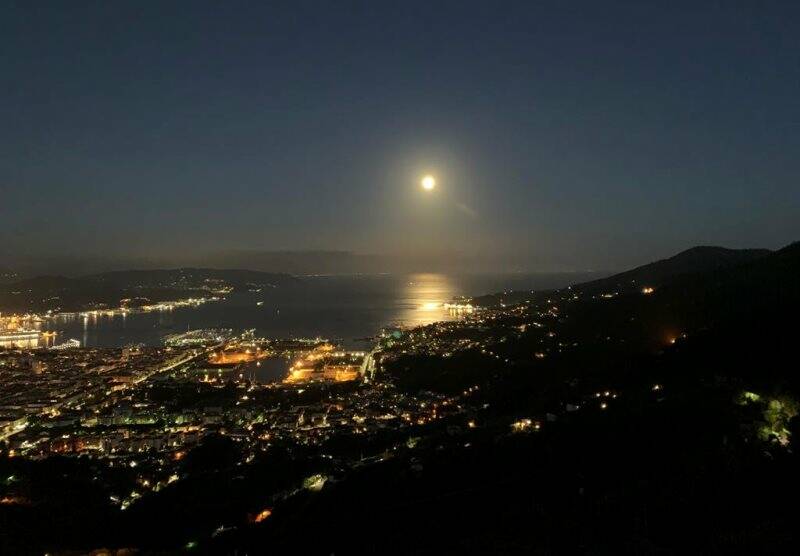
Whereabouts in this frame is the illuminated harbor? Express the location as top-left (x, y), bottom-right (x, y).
top-left (1, 274), bottom-right (570, 349)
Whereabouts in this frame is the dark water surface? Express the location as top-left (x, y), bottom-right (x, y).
top-left (41, 272), bottom-right (601, 348)
top-left (197, 357), bottom-right (291, 384)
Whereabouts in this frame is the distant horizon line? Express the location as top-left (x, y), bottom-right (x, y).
top-left (2, 267), bottom-right (613, 282)
top-left (3, 241), bottom-right (794, 280)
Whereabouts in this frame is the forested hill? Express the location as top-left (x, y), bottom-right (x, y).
top-left (573, 245), bottom-right (771, 294)
top-left (471, 244), bottom-right (774, 307)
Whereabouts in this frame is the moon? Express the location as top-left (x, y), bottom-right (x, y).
top-left (421, 175), bottom-right (436, 191)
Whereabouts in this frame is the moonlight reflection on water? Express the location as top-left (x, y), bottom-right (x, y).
top-left (37, 272), bottom-right (600, 348)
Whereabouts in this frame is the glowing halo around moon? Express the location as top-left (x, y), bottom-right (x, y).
top-left (421, 175), bottom-right (436, 191)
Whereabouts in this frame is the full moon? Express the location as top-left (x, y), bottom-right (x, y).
top-left (421, 175), bottom-right (436, 191)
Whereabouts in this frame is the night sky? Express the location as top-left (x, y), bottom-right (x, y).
top-left (2, 1), bottom-right (799, 274)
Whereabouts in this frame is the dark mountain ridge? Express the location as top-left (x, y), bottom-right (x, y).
top-left (470, 245), bottom-right (774, 307)
top-left (0, 266), bottom-right (18, 284)
top-left (0, 275), bottom-right (80, 291)
top-left (83, 267), bottom-right (298, 288)
top-left (551, 240), bottom-right (800, 364)
top-left (0, 268), bottom-right (297, 313)
top-left (574, 245), bottom-right (772, 294)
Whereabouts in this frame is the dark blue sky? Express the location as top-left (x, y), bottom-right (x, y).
top-left (2, 1), bottom-right (799, 273)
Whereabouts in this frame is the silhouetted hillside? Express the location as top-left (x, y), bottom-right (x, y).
top-left (0, 266), bottom-right (18, 284)
top-left (0, 275), bottom-right (81, 291)
top-left (84, 268), bottom-right (297, 288)
top-left (0, 268), bottom-right (296, 313)
top-left (532, 241), bottom-right (800, 371)
top-left (470, 245), bottom-right (771, 307)
top-left (575, 246), bottom-right (771, 294)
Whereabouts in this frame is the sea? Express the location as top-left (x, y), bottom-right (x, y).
top-left (39, 272), bottom-right (602, 350)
